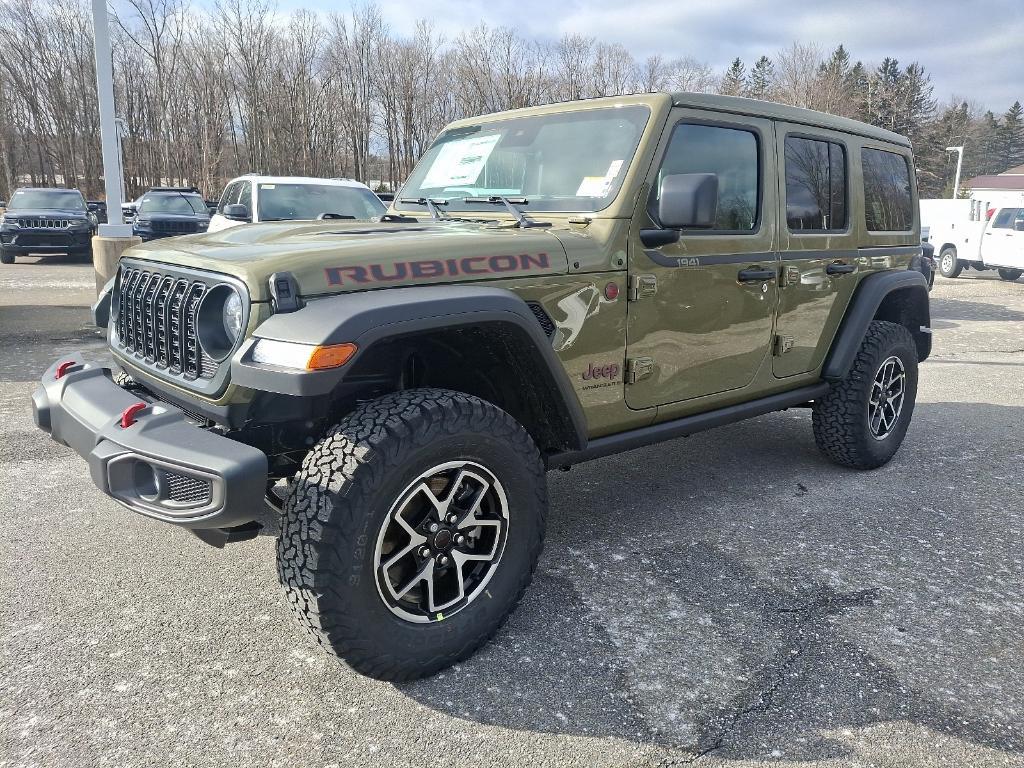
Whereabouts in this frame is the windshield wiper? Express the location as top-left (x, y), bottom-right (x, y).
top-left (399, 197), bottom-right (449, 220)
top-left (461, 196), bottom-right (549, 228)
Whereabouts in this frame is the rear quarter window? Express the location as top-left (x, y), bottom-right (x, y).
top-left (862, 148), bottom-right (913, 232)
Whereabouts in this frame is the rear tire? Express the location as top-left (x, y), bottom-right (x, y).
top-left (277, 388), bottom-right (547, 681)
top-left (998, 268), bottom-right (1023, 282)
top-left (938, 248), bottom-right (961, 278)
top-left (0, 250), bottom-right (13, 265)
top-left (813, 321), bottom-right (918, 470)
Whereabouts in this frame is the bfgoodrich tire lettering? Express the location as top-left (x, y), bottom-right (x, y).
top-left (812, 321), bottom-right (918, 470)
top-left (276, 388), bottom-right (547, 681)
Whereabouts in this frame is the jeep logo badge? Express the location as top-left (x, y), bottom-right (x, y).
top-left (582, 361), bottom-right (620, 381)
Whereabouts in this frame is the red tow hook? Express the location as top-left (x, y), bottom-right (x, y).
top-left (120, 402), bottom-right (147, 428)
top-left (54, 360), bottom-right (76, 379)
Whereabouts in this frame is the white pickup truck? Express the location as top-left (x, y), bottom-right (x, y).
top-left (921, 199), bottom-right (1024, 281)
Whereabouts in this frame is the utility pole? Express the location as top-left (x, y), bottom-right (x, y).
top-left (90, 0), bottom-right (139, 296)
top-left (946, 146), bottom-right (964, 199)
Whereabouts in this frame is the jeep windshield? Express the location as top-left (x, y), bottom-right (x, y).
top-left (139, 193), bottom-right (207, 216)
top-left (257, 183), bottom-right (386, 221)
top-left (396, 105), bottom-right (650, 214)
top-left (7, 189), bottom-right (86, 211)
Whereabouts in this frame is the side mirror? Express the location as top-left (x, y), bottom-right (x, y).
top-left (1015, 220), bottom-right (1024, 232)
top-left (658, 173), bottom-right (718, 229)
top-left (223, 203), bottom-right (251, 222)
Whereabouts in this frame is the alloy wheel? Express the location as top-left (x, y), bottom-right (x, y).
top-left (868, 355), bottom-right (906, 440)
top-left (373, 461), bottom-right (509, 623)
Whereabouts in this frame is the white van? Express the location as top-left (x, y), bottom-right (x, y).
top-left (208, 175), bottom-right (387, 233)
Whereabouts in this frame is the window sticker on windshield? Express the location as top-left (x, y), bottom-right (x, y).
top-left (576, 159), bottom-right (624, 197)
top-left (422, 134), bottom-right (502, 188)
top-left (576, 177), bottom-right (611, 197)
top-left (260, 184), bottom-right (276, 190)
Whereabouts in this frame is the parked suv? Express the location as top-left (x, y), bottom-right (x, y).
top-left (132, 187), bottom-right (211, 241)
top-left (1, 187), bottom-right (96, 263)
top-left (208, 175), bottom-right (387, 232)
top-left (34, 93), bottom-right (930, 681)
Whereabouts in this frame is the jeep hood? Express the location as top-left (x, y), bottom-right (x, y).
top-left (125, 220), bottom-right (571, 301)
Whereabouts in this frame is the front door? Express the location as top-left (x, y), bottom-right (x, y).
top-left (625, 110), bottom-right (778, 410)
top-left (985, 207), bottom-right (1024, 269)
top-left (772, 124), bottom-right (860, 378)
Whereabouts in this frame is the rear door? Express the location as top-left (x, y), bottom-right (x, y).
top-left (773, 125), bottom-right (859, 378)
top-left (625, 110), bottom-right (778, 409)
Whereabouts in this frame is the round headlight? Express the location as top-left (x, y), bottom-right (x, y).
top-left (197, 285), bottom-right (244, 361)
top-left (223, 290), bottom-right (243, 340)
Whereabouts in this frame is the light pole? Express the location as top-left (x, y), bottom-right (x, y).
top-left (114, 117), bottom-right (127, 203)
top-left (946, 146), bottom-right (964, 200)
top-left (90, 0), bottom-right (140, 296)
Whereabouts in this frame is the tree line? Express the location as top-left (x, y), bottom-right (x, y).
top-left (0, 0), bottom-right (1021, 202)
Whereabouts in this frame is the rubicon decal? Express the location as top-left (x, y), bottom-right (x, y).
top-left (326, 252), bottom-right (551, 286)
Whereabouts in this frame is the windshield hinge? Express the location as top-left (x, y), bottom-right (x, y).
top-left (628, 274), bottom-right (658, 301)
top-left (626, 357), bottom-right (655, 384)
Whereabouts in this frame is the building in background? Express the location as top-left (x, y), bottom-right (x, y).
top-left (965, 165), bottom-right (1024, 209)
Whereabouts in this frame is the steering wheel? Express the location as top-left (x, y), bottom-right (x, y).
top-left (317, 212), bottom-right (357, 220)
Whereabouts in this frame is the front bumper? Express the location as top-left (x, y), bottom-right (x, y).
top-left (32, 354), bottom-right (268, 530)
top-left (1, 228), bottom-right (92, 252)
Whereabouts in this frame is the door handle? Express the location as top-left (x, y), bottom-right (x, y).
top-left (737, 267), bottom-right (776, 282)
top-left (826, 262), bottom-right (856, 275)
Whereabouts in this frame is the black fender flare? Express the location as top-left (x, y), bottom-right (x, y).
top-left (232, 285), bottom-right (588, 450)
top-left (92, 277), bottom-right (115, 328)
top-left (822, 270), bottom-right (930, 382)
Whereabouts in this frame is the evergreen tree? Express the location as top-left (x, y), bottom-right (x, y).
top-left (815, 45), bottom-right (853, 115)
top-left (720, 58), bottom-right (746, 97)
top-left (997, 101), bottom-right (1024, 169)
top-left (971, 111), bottom-right (1004, 175)
top-left (847, 61), bottom-right (870, 121)
top-left (746, 55), bottom-right (775, 100)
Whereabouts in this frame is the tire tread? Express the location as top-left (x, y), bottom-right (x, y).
top-left (276, 387), bottom-right (546, 681)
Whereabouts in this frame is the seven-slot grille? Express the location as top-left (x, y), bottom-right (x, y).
top-left (18, 218), bottom-right (73, 228)
top-left (115, 266), bottom-right (217, 380)
top-left (152, 220), bottom-right (200, 235)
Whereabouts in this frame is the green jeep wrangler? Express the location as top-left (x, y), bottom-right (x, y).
top-left (32, 93), bottom-right (931, 680)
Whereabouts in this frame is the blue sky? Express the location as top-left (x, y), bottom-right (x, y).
top-left (269, 0), bottom-right (1022, 111)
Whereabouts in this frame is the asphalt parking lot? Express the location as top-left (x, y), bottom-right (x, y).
top-left (2, 257), bottom-right (1023, 768)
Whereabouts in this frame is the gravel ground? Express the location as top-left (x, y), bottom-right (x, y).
top-left (2, 257), bottom-right (1023, 768)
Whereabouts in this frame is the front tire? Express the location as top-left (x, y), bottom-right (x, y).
top-left (938, 247), bottom-right (961, 278)
top-left (0, 249), bottom-right (13, 265)
top-left (998, 268), bottom-right (1023, 282)
top-left (813, 321), bottom-right (918, 470)
top-left (277, 388), bottom-right (547, 681)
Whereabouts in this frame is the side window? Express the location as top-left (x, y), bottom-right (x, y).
top-left (652, 123), bottom-right (760, 231)
top-left (238, 182), bottom-right (252, 211)
top-left (990, 208), bottom-right (1020, 229)
top-left (217, 182), bottom-right (240, 214)
top-left (785, 136), bottom-right (847, 231)
top-left (862, 148), bottom-right (913, 231)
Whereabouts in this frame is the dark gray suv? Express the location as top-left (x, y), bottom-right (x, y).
top-left (0, 188), bottom-right (95, 264)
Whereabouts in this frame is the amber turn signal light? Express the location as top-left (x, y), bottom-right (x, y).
top-left (307, 342), bottom-right (358, 370)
